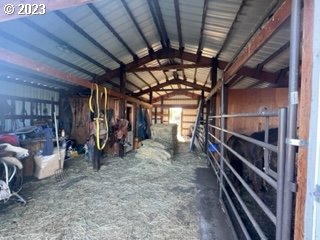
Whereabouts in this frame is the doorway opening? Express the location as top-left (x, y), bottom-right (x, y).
top-left (169, 107), bottom-right (184, 142)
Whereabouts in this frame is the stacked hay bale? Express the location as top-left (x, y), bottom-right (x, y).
top-left (150, 124), bottom-right (178, 155)
top-left (135, 139), bottom-right (172, 163)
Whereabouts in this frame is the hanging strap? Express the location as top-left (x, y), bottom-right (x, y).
top-left (88, 83), bottom-right (109, 150)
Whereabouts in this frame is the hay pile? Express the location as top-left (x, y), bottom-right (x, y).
top-left (135, 139), bottom-right (172, 163)
top-left (151, 124), bottom-right (178, 155)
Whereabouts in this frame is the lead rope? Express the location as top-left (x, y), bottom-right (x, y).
top-left (88, 83), bottom-right (108, 150)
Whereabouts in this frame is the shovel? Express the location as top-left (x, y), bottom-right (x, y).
top-left (54, 111), bottom-right (67, 182)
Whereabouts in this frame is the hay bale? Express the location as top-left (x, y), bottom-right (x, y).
top-left (150, 124), bottom-right (178, 155)
top-left (141, 139), bottom-right (167, 150)
top-left (135, 140), bottom-right (172, 163)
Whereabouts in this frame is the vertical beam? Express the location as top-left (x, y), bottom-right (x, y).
top-left (210, 58), bottom-right (218, 139)
top-left (282, 0), bottom-right (301, 239)
top-left (149, 91), bottom-right (153, 104)
top-left (155, 107), bottom-right (157, 124)
top-left (119, 65), bottom-right (126, 158)
top-left (219, 83), bottom-right (227, 200)
top-left (160, 97), bottom-right (164, 123)
top-left (204, 102), bottom-right (209, 154)
top-left (132, 103), bottom-right (137, 149)
top-left (295, 0), bottom-right (313, 239)
top-left (201, 90), bottom-right (205, 120)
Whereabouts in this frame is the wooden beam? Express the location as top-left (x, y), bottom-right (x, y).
top-left (294, 0), bottom-right (313, 239)
top-left (98, 47), bottom-right (285, 86)
top-left (205, 79), bottom-right (223, 102)
top-left (153, 104), bottom-right (198, 109)
top-left (152, 91), bottom-right (199, 103)
top-left (119, 65), bottom-right (126, 158)
top-left (0, 0), bottom-right (96, 22)
top-left (0, 48), bottom-right (152, 108)
top-left (129, 63), bottom-right (211, 72)
top-left (133, 78), bottom-right (211, 96)
top-left (224, 0), bottom-right (292, 81)
top-left (151, 88), bottom-right (195, 92)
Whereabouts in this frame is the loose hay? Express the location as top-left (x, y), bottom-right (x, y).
top-left (0, 143), bottom-right (233, 240)
top-left (135, 139), bottom-right (172, 163)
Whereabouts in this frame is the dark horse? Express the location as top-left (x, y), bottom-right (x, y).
top-left (225, 128), bottom-right (278, 193)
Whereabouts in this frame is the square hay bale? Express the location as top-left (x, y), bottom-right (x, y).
top-left (150, 124), bottom-right (178, 155)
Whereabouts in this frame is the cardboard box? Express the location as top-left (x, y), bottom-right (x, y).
top-left (34, 147), bottom-right (65, 180)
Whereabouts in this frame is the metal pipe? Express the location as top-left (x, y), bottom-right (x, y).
top-left (209, 111), bottom-right (278, 119)
top-left (209, 125), bottom-right (278, 153)
top-left (216, 135), bottom-right (278, 189)
top-left (263, 117), bottom-right (270, 174)
top-left (282, 0), bottom-right (301, 238)
top-left (223, 171), bottom-right (268, 239)
top-left (223, 156), bottom-right (276, 224)
top-left (221, 184), bottom-right (251, 239)
top-left (276, 108), bottom-right (287, 240)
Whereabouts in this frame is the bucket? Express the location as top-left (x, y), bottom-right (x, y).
top-left (208, 143), bottom-right (219, 153)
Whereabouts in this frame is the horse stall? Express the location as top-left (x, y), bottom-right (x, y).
top-left (205, 87), bottom-right (289, 239)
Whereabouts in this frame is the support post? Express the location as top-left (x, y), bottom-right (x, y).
top-left (282, 0), bottom-right (301, 239)
top-left (119, 64), bottom-right (126, 158)
top-left (160, 97), bottom-right (164, 123)
top-left (155, 107), bottom-right (157, 124)
top-left (219, 83), bottom-right (228, 200)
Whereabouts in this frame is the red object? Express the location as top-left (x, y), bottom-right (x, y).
top-left (0, 134), bottom-right (19, 146)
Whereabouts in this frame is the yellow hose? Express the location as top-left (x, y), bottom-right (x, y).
top-left (89, 83), bottom-right (108, 150)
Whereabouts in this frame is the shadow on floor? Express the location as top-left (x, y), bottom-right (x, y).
top-left (194, 167), bottom-right (235, 240)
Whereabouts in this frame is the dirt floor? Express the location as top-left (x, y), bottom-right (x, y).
top-left (0, 143), bottom-right (235, 240)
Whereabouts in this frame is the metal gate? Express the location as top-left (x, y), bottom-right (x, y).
top-left (192, 104), bottom-right (292, 240)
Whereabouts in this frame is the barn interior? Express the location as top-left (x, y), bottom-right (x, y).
top-left (0, 0), bottom-right (318, 239)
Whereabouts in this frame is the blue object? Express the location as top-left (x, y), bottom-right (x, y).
top-left (208, 143), bottom-right (219, 153)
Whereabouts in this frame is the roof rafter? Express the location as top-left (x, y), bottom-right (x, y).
top-left (98, 48), bottom-right (286, 85)
top-left (130, 63), bottom-right (211, 72)
top-left (0, 0), bottom-right (97, 22)
top-left (152, 91), bottom-right (200, 103)
top-left (0, 47), bottom-right (151, 108)
top-left (147, 0), bottom-right (166, 48)
top-left (174, 0), bottom-right (183, 49)
top-left (21, 18), bottom-right (110, 72)
top-left (224, 0), bottom-right (291, 81)
top-left (0, 29), bottom-right (95, 77)
top-left (216, 0), bottom-right (245, 58)
top-left (88, 4), bottom-right (138, 60)
top-left (121, 0), bottom-right (153, 51)
top-left (133, 78), bottom-right (211, 96)
top-left (55, 11), bottom-right (123, 65)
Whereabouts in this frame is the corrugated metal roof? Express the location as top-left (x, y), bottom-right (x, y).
top-left (0, 0), bottom-right (291, 95)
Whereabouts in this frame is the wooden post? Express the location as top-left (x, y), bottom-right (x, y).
top-left (160, 97), bottom-right (164, 123)
top-left (211, 58), bottom-right (218, 138)
top-left (155, 107), bottom-right (157, 124)
top-left (294, 0), bottom-right (313, 239)
top-left (119, 64), bottom-right (126, 158)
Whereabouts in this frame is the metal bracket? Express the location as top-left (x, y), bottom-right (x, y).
top-left (290, 182), bottom-right (297, 192)
top-left (314, 185), bottom-right (320, 202)
top-left (286, 138), bottom-right (308, 147)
